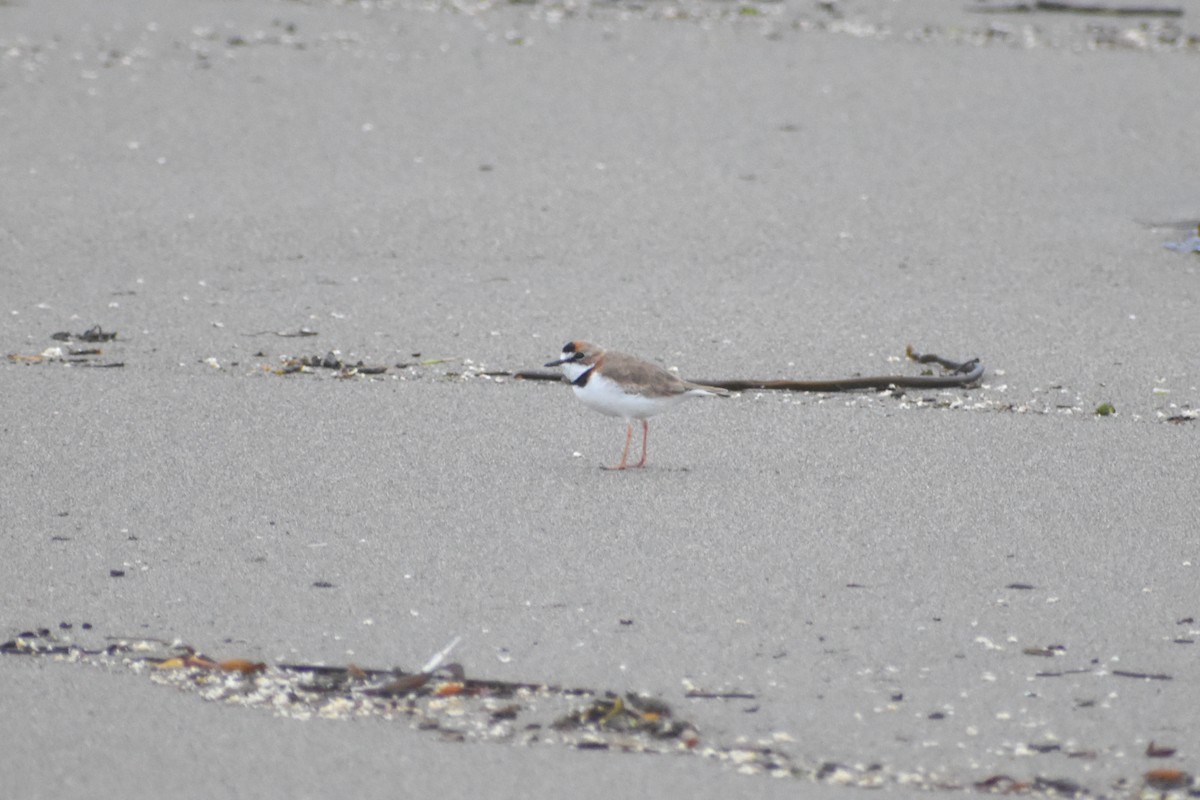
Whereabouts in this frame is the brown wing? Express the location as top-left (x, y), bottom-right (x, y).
top-left (597, 351), bottom-right (689, 398)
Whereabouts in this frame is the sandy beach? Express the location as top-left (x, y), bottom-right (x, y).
top-left (2, 0), bottom-right (1198, 797)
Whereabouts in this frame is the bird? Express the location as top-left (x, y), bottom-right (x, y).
top-left (544, 340), bottom-right (730, 470)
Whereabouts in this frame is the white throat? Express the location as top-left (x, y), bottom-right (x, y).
top-left (559, 361), bottom-right (591, 382)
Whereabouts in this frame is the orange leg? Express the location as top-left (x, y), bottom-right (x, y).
top-left (602, 421), bottom-right (634, 471)
top-left (634, 419), bottom-right (649, 468)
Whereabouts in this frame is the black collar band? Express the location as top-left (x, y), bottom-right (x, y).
top-left (571, 365), bottom-right (596, 387)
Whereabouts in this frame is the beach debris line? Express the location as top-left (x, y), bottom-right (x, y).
top-left (7, 326), bottom-right (124, 367)
top-left (551, 692), bottom-right (698, 745)
top-left (7, 347), bottom-right (122, 367)
top-left (973, 774), bottom-right (1092, 797)
top-left (983, 766), bottom-right (1200, 798)
top-left (153, 650), bottom-right (267, 675)
top-left (268, 351), bottom-right (387, 377)
top-left (52, 325), bottom-right (118, 343)
top-left (364, 635), bottom-right (464, 697)
top-left (3, 626), bottom-right (1190, 797)
top-left (0, 628), bottom-right (728, 768)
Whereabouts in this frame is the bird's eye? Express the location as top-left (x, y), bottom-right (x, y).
top-left (573, 351), bottom-right (585, 360)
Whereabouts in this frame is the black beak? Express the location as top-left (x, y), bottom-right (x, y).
top-left (544, 356), bottom-right (572, 367)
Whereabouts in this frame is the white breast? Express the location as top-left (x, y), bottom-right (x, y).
top-left (572, 370), bottom-right (687, 420)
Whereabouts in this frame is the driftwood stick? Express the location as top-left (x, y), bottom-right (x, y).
top-left (968, 1), bottom-right (1182, 17)
top-left (513, 345), bottom-right (984, 393)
